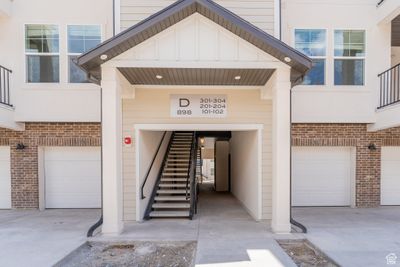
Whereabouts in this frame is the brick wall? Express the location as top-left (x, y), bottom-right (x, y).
top-left (0, 123), bottom-right (100, 209)
top-left (292, 124), bottom-right (400, 207)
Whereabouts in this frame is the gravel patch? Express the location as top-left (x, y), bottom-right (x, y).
top-left (55, 241), bottom-right (197, 267)
top-left (277, 239), bottom-right (338, 267)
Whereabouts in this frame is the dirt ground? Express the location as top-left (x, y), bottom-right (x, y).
top-left (55, 241), bottom-right (197, 267)
top-left (277, 239), bottom-right (339, 267)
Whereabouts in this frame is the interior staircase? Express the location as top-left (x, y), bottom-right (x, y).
top-left (147, 132), bottom-right (196, 219)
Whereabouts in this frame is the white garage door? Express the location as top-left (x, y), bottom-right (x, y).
top-left (45, 147), bottom-right (101, 208)
top-left (0, 146), bottom-right (11, 209)
top-left (293, 147), bottom-right (353, 206)
top-left (381, 147), bottom-right (400, 205)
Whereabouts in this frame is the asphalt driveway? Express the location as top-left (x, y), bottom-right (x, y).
top-left (293, 207), bottom-right (400, 267)
top-left (0, 209), bottom-right (100, 267)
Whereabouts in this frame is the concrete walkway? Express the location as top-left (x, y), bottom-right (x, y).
top-left (98, 185), bottom-right (296, 267)
top-left (293, 207), bottom-right (400, 267)
top-left (0, 209), bottom-right (100, 267)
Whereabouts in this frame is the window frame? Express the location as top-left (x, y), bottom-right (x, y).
top-left (333, 29), bottom-right (366, 86)
top-left (24, 23), bottom-right (60, 84)
top-left (66, 24), bottom-right (102, 84)
top-left (294, 28), bottom-right (327, 86)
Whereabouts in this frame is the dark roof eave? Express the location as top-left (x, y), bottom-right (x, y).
top-left (77, 0), bottom-right (312, 83)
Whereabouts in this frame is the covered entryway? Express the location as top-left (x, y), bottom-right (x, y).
top-left (381, 147), bottom-right (400, 205)
top-left (0, 146), bottom-right (11, 209)
top-left (76, 0), bottom-right (311, 234)
top-left (292, 147), bottom-right (355, 206)
top-left (136, 125), bottom-right (263, 222)
top-left (44, 147), bottom-right (101, 208)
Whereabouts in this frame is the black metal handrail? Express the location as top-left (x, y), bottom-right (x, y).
top-left (185, 132), bottom-right (196, 200)
top-left (140, 131), bottom-right (168, 199)
top-left (187, 132), bottom-right (198, 219)
top-left (378, 63), bottom-right (400, 109)
top-left (0, 65), bottom-right (12, 107)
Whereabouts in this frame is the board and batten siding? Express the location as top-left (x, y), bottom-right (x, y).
top-left (122, 89), bottom-right (272, 221)
top-left (120, 0), bottom-right (275, 35)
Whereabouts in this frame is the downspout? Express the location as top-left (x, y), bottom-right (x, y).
top-left (87, 0), bottom-right (117, 237)
top-left (289, 86), bottom-right (307, 233)
top-left (87, 87), bottom-right (103, 237)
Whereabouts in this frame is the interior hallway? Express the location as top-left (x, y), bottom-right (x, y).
top-left (93, 184), bottom-right (296, 266)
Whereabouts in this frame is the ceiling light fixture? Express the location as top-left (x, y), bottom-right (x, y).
top-left (284, 57), bottom-right (291, 63)
top-left (156, 75), bottom-right (163, 79)
top-left (234, 76), bottom-right (241, 80)
top-left (100, 54), bottom-right (108, 60)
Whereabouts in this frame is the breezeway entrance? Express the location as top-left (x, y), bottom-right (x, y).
top-left (135, 124), bottom-right (263, 222)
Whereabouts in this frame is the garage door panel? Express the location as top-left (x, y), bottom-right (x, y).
top-left (293, 147), bottom-right (353, 207)
top-left (45, 147), bottom-right (101, 209)
top-left (45, 161), bottom-right (100, 177)
top-left (381, 147), bottom-right (400, 205)
top-left (0, 147), bottom-right (11, 209)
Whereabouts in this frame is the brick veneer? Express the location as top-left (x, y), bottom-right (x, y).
top-left (292, 123), bottom-right (400, 207)
top-left (0, 123), bottom-right (100, 209)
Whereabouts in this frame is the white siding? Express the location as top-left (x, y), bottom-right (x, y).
top-left (120, 0), bottom-right (275, 35)
top-left (122, 89), bottom-right (272, 221)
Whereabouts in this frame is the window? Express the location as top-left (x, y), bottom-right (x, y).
top-left (334, 30), bottom-right (365, 85)
top-left (295, 29), bottom-right (326, 85)
top-left (25, 25), bottom-right (59, 83)
top-left (68, 25), bottom-right (101, 83)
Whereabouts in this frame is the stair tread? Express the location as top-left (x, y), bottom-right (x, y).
top-left (152, 203), bottom-right (190, 208)
top-left (157, 189), bottom-right (187, 194)
top-left (159, 184), bottom-right (188, 187)
top-left (149, 211), bottom-right (190, 217)
top-left (155, 196), bottom-right (189, 201)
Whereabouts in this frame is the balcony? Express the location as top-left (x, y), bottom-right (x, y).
top-left (378, 63), bottom-right (400, 109)
top-left (0, 0), bottom-right (12, 18)
top-left (0, 65), bottom-right (24, 131)
top-left (0, 65), bottom-right (12, 107)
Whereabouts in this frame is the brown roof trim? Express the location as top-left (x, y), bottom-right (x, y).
top-left (77, 0), bottom-right (312, 84)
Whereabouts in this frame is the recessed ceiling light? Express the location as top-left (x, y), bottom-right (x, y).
top-left (284, 57), bottom-right (291, 63)
top-left (156, 75), bottom-right (163, 79)
top-left (234, 75), bottom-right (241, 80)
top-left (100, 54), bottom-right (108, 60)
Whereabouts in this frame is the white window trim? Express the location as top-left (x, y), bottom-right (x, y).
top-left (24, 24), bottom-right (60, 84)
top-left (66, 24), bottom-right (102, 84)
top-left (294, 28), bottom-right (327, 86)
top-left (333, 29), bottom-right (366, 86)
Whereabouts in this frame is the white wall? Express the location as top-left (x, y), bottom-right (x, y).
top-left (0, 0), bottom-right (113, 122)
top-left (137, 131), bottom-right (172, 220)
top-left (282, 0), bottom-right (392, 123)
top-left (230, 131), bottom-right (259, 220)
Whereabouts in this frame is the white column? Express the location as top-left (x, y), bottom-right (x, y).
top-left (271, 67), bottom-right (291, 234)
top-left (101, 67), bottom-right (124, 235)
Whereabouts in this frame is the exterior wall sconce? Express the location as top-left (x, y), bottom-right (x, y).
top-left (16, 143), bottom-right (26, 150)
top-left (368, 143), bottom-right (377, 151)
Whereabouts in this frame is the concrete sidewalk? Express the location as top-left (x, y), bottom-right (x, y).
top-left (95, 186), bottom-right (297, 267)
top-left (0, 209), bottom-right (100, 267)
top-left (293, 207), bottom-right (400, 267)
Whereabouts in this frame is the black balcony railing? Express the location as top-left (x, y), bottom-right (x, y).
top-left (0, 65), bottom-right (12, 107)
top-left (377, 0), bottom-right (385, 6)
top-left (378, 63), bottom-right (400, 109)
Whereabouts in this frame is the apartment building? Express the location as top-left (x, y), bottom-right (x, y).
top-left (0, 0), bottom-right (399, 236)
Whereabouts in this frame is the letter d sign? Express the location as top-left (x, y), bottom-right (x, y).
top-left (179, 98), bottom-right (190, 107)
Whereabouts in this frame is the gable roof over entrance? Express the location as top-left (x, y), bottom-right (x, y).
top-left (77, 0), bottom-right (312, 84)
